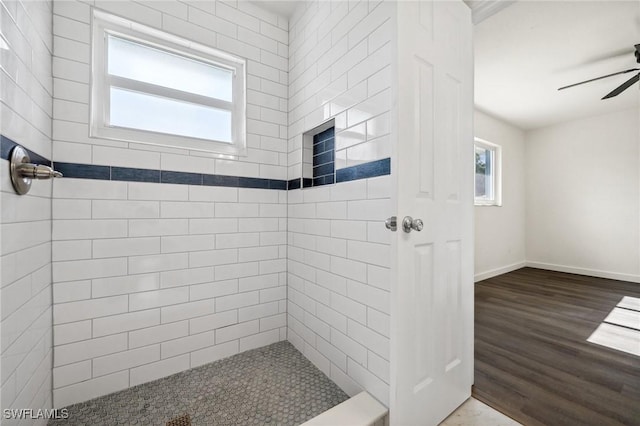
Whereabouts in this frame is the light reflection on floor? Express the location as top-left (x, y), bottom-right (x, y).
top-left (587, 296), bottom-right (640, 356)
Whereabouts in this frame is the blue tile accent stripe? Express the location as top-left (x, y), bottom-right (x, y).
top-left (1, 134), bottom-right (390, 190)
top-left (161, 170), bottom-right (201, 185)
top-left (203, 174), bottom-right (238, 187)
top-left (287, 178), bottom-right (301, 190)
top-left (302, 177), bottom-right (313, 189)
top-left (335, 158), bottom-right (391, 183)
top-left (114, 167), bottom-right (160, 183)
top-left (1, 135), bottom-right (51, 167)
top-left (268, 179), bottom-right (287, 190)
top-left (55, 162), bottom-right (110, 180)
top-left (55, 162), bottom-right (288, 189)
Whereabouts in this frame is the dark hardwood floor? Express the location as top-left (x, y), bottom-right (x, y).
top-left (473, 267), bottom-right (640, 426)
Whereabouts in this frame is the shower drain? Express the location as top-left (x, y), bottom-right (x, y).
top-left (166, 414), bottom-right (191, 426)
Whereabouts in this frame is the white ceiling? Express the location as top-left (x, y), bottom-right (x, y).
top-left (474, 1), bottom-right (640, 130)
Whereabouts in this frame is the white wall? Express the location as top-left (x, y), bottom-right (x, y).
top-left (474, 110), bottom-right (526, 280)
top-left (525, 107), bottom-right (640, 282)
top-left (51, 0), bottom-right (289, 408)
top-left (286, 0), bottom-right (393, 406)
top-left (0, 0), bottom-right (53, 422)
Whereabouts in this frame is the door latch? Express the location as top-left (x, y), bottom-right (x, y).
top-left (385, 216), bottom-right (397, 231)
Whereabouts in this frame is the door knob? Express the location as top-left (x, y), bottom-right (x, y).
top-left (385, 216), bottom-right (397, 231)
top-left (402, 216), bottom-right (423, 233)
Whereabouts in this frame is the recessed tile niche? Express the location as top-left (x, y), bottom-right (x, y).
top-left (302, 120), bottom-right (335, 188)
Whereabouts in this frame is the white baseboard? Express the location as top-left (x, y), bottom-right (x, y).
top-left (525, 261), bottom-right (640, 284)
top-left (474, 261), bottom-right (526, 282)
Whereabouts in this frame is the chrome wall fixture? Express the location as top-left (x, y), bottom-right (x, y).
top-left (9, 145), bottom-right (62, 195)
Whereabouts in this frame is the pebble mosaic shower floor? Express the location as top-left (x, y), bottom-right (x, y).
top-left (48, 341), bottom-right (348, 426)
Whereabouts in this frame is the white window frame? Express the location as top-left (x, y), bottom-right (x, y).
top-left (474, 137), bottom-right (502, 206)
top-left (90, 10), bottom-right (247, 156)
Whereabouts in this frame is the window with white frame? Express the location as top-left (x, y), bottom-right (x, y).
top-left (90, 11), bottom-right (246, 155)
top-left (474, 138), bottom-right (502, 206)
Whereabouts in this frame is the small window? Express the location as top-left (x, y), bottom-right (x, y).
top-left (91, 11), bottom-right (246, 155)
top-left (474, 138), bottom-right (501, 206)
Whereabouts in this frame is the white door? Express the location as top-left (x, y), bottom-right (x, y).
top-left (390, 1), bottom-right (474, 425)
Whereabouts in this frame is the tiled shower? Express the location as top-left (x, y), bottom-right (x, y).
top-left (1, 0), bottom-right (392, 423)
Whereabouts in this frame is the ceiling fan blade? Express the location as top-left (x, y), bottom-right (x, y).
top-left (558, 68), bottom-right (640, 91)
top-left (602, 72), bottom-right (640, 99)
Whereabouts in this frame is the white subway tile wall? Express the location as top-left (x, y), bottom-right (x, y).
top-left (2, 0), bottom-right (395, 414)
top-left (51, 0), bottom-right (289, 408)
top-left (0, 0), bottom-right (53, 422)
top-left (286, 1), bottom-right (392, 181)
top-left (51, 182), bottom-right (289, 407)
top-left (52, 0), bottom-right (289, 179)
top-left (287, 176), bottom-right (392, 406)
top-left (286, 0), bottom-right (393, 406)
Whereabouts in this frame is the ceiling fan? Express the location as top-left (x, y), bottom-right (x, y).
top-left (558, 44), bottom-right (640, 99)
